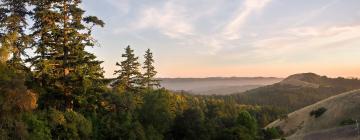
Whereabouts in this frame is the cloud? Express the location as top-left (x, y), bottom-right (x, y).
top-left (293, 0), bottom-right (339, 26)
top-left (108, 0), bottom-right (359, 58)
top-left (132, 1), bottom-right (194, 39)
top-left (251, 25), bottom-right (360, 60)
top-left (189, 0), bottom-right (273, 54)
top-left (111, 0), bottom-right (274, 55)
top-left (105, 0), bottom-right (131, 15)
top-left (222, 0), bottom-right (272, 40)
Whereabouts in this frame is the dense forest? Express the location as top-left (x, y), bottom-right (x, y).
top-left (0, 0), bottom-right (284, 139)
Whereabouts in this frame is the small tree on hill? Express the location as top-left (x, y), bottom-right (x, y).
top-left (113, 46), bottom-right (143, 92)
top-left (142, 49), bottom-right (160, 89)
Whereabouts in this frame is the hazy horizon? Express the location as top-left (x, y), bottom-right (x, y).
top-left (82, 0), bottom-right (360, 78)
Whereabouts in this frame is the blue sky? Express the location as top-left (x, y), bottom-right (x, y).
top-left (82, 0), bottom-right (360, 78)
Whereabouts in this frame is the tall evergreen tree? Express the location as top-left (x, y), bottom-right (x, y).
top-left (29, 0), bottom-right (60, 88)
top-left (142, 49), bottom-right (160, 88)
top-left (30, 0), bottom-right (105, 110)
top-left (113, 45), bottom-right (143, 92)
top-left (0, 0), bottom-right (31, 70)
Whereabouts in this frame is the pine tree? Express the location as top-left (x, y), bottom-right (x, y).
top-left (0, 0), bottom-right (31, 70)
top-left (142, 49), bottom-right (160, 88)
top-left (113, 45), bottom-right (143, 92)
top-left (29, 0), bottom-right (61, 88)
top-left (30, 0), bottom-right (105, 110)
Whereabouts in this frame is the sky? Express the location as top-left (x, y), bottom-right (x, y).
top-left (82, 0), bottom-right (360, 78)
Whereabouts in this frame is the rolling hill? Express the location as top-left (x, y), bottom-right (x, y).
top-left (227, 73), bottom-right (360, 112)
top-left (266, 89), bottom-right (360, 139)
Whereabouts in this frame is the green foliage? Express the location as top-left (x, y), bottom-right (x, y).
top-left (140, 89), bottom-right (175, 136)
top-left (142, 49), bottom-right (160, 88)
top-left (46, 109), bottom-right (93, 139)
top-left (310, 107), bottom-right (327, 118)
top-left (217, 126), bottom-right (254, 140)
top-left (0, 64), bottom-right (33, 139)
top-left (262, 127), bottom-right (282, 140)
top-left (340, 119), bottom-right (356, 126)
top-left (29, 0), bottom-right (105, 110)
top-left (172, 107), bottom-right (208, 140)
top-left (0, 0), bottom-right (30, 69)
top-left (113, 46), bottom-right (143, 92)
top-left (0, 0), bottom-right (285, 139)
top-left (23, 113), bottom-right (52, 140)
top-left (237, 111), bottom-right (258, 138)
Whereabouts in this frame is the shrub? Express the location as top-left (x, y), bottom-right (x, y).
top-left (23, 113), bottom-right (52, 140)
top-left (310, 107), bottom-right (327, 118)
top-left (340, 119), bottom-right (356, 126)
top-left (280, 114), bottom-right (288, 121)
top-left (47, 109), bottom-right (92, 139)
top-left (263, 127), bottom-right (281, 140)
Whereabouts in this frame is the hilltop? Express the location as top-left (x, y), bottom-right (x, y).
top-left (226, 73), bottom-right (360, 112)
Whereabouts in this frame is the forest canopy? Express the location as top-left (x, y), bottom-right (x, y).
top-left (0, 0), bottom-right (283, 139)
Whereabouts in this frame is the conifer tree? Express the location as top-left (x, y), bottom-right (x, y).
top-left (30, 0), bottom-right (105, 110)
top-left (29, 0), bottom-right (60, 88)
top-left (113, 45), bottom-right (143, 92)
top-left (0, 0), bottom-right (31, 70)
top-left (142, 49), bottom-right (160, 88)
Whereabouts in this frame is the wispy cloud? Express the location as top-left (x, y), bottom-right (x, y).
top-left (104, 0), bottom-right (131, 15)
top-left (119, 0), bottom-right (273, 55)
top-left (222, 0), bottom-right (272, 40)
top-left (251, 25), bottom-right (360, 61)
top-left (199, 0), bottom-right (273, 54)
top-left (293, 0), bottom-right (339, 26)
top-left (186, 0), bottom-right (273, 54)
top-left (83, 0), bottom-right (360, 77)
top-left (132, 1), bottom-right (194, 39)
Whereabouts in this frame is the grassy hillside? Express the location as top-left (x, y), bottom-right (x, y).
top-left (266, 89), bottom-right (360, 139)
top-left (225, 73), bottom-right (360, 112)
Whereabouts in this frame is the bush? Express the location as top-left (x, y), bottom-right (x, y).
top-left (310, 107), bottom-right (327, 118)
top-left (280, 114), bottom-right (288, 121)
top-left (23, 113), bottom-right (52, 140)
top-left (47, 109), bottom-right (92, 139)
top-left (340, 119), bottom-right (356, 126)
top-left (263, 127), bottom-right (281, 140)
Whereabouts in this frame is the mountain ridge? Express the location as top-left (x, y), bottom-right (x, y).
top-left (226, 73), bottom-right (360, 112)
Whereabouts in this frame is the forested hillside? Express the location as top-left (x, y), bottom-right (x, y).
top-left (223, 73), bottom-right (360, 112)
top-left (0, 0), bottom-right (283, 139)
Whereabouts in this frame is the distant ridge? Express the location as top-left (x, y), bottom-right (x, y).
top-left (158, 77), bottom-right (281, 80)
top-left (159, 77), bottom-right (282, 95)
top-left (227, 73), bottom-right (360, 112)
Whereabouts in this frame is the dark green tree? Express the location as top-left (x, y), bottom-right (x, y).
top-left (140, 90), bottom-right (175, 139)
top-left (30, 0), bottom-right (105, 110)
top-left (172, 107), bottom-right (209, 140)
top-left (142, 49), bottom-right (160, 89)
top-left (0, 0), bottom-right (31, 70)
top-left (113, 45), bottom-right (143, 92)
top-left (236, 111), bottom-right (258, 139)
top-left (29, 0), bottom-right (61, 89)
